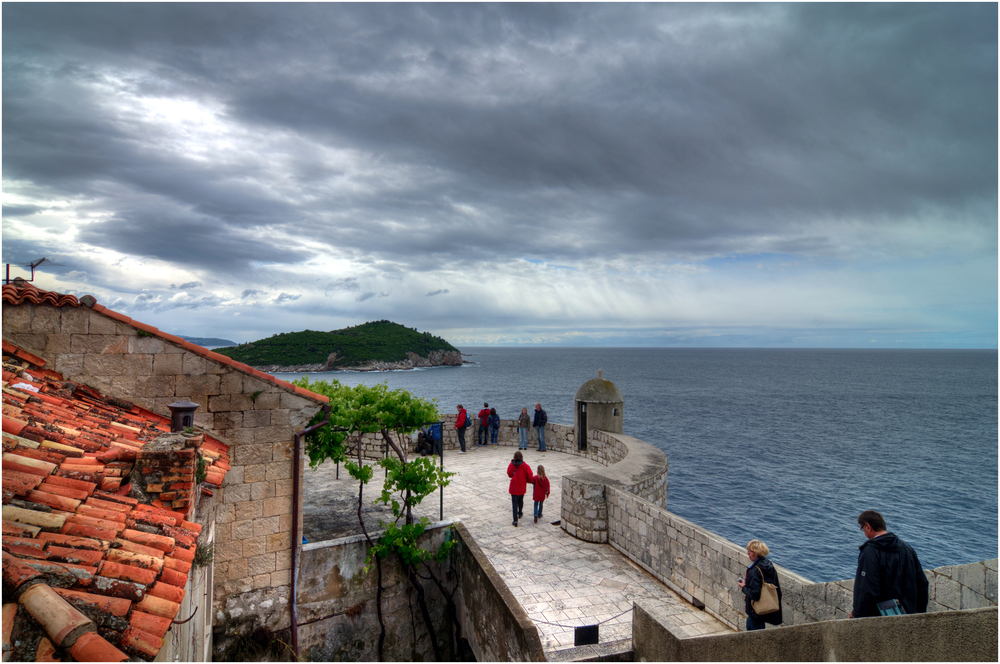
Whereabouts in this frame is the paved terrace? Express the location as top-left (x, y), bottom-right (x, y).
top-left (302, 444), bottom-right (731, 657)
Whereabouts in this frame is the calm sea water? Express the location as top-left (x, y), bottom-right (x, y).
top-left (276, 348), bottom-right (998, 582)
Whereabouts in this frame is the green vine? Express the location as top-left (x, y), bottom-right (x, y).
top-left (195, 454), bottom-right (208, 485)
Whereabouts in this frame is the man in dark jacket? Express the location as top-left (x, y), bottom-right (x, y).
top-left (851, 510), bottom-right (929, 618)
top-left (533, 402), bottom-right (548, 451)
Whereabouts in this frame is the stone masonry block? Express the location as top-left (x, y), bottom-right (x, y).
top-left (244, 464), bottom-right (266, 483)
top-left (223, 465), bottom-right (244, 486)
top-left (216, 503), bottom-right (235, 524)
top-left (111, 376), bottom-right (136, 396)
top-left (248, 553), bottom-right (276, 577)
top-left (228, 557), bottom-right (249, 581)
top-left (243, 536), bottom-right (267, 558)
top-left (224, 483), bottom-right (252, 504)
top-left (274, 478), bottom-right (294, 497)
top-left (275, 549), bottom-right (292, 571)
top-left (88, 313), bottom-right (120, 335)
top-left (254, 425), bottom-right (293, 445)
top-left (263, 495), bottom-right (292, 518)
top-left (177, 373), bottom-right (221, 396)
top-left (278, 513), bottom-right (293, 534)
top-left (272, 439), bottom-right (293, 461)
top-left (953, 562), bottom-right (986, 592)
top-left (243, 409), bottom-right (271, 428)
top-left (265, 461), bottom-right (292, 481)
top-left (934, 577), bottom-right (961, 609)
top-left (135, 375), bottom-right (176, 398)
top-left (251, 482), bottom-right (274, 502)
top-left (60, 307), bottom-right (90, 334)
top-left (2, 303), bottom-right (31, 332)
top-left (961, 586), bottom-right (987, 610)
top-left (220, 371), bottom-right (244, 395)
top-left (129, 335), bottom-right (166, 354)
top-left (254, 516), bottom-right (280, 538)
top-left (232, 393), bottom-right (253, 410)
top-left (267, 532), bottom-right (291, 553)
top-left (985, 568), bottom-right (998, 603)
top-left (254, 391), bottom-right (281, 410)
top-left (214, 411), bottom-right (243, 430)
top-left (82, 353), bottom-right (128, 376)
top-left (30, 305), bottom-right (62, 334)
top-left (124, 353), bottom-right (153, 375)
top-left (215, 541), bottom-right (244, 563)
top-left (235, 499), bottom-right (263, 521)
top-left (181, 353), bottom-right (208, 376)
top-left (208, 394), bottom-right (232, 412)
top-left (45, 334), bottom-right (72, 355)
top-left (235, 444), bottom-right (274, 466)
top-left (279, 392), bottom-right (312, 411)
top-left (270, 409), bottom-right (290, 427)
top-left (271, 569), bottom-right (291, 587)
top-left (252, 573), bottom-right (271, 590)
top-left (215, 523), bottom-right (231, 544)
top-left (232, 520), bottom-right (255, 541)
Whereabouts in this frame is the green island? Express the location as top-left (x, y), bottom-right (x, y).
top-left (214, 320), bottom-right (462, 371)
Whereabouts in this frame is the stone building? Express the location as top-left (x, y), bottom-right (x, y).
top-left (2, 281), bottom-right (328, 659)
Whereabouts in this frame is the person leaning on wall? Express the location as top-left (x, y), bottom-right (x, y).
top-left (737, 539), bottom-right (783, 630)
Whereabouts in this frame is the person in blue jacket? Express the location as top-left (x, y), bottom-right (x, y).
top-left (737, 539), bottom-right (783, 630)
top-left (850, 510), bottom-right (929, 618)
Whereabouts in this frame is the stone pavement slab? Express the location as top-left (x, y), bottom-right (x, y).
top-left (303, 444), bottom-right (731, 655)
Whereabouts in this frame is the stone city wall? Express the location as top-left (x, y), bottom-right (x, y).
top-left (2, 299), bottom-right (325, 634)
top-left (633, 602), bottom-right (998, 661)
top-left (607, 484), bottom-right (998, 631)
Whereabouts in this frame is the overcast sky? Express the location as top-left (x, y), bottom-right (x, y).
top-left (3, 3), bottom-right (996, 348)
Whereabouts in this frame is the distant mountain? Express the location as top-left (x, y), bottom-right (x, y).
top-left (180, 336), bottom-right (238, 349)
top-left (213, 320), bottom-right (463, 372)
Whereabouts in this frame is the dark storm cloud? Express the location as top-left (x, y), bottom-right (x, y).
top-left (2, 205), bottom-right (43, 218)
top-left (3, 2), bottom-right (996, 270)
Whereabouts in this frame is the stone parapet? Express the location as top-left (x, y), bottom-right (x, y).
top-left (606, 483), bottom-right (998, 630)
top-left (560, 431), bottom-right (668, 543)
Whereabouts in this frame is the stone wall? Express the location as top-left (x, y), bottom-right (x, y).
top-left (607, 484), bottom-right (998, 630)
top-left (296, 525), bottom-right (455, 661)
top-left (2, 300), bottom-right (327, 633)
top-left (293, 520), bottom-right (545, 662)
top-left (450, 522), bottom-right (546, 662)
top-left (633, 602), bottom-right (998, 662)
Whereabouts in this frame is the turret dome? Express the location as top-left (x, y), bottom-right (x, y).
top-left (574, 369), bottom-right (623, 403)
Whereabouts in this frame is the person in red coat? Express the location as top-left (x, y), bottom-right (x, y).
top-left (507, 450), bottom-right (534, 527)
top-left (532, 465), bottom-right (550, 524)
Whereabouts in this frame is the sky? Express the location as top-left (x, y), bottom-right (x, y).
top-left (2, 3), bottom-right (997, 348)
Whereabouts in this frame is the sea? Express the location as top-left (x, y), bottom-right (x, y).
top-left (276, 348), bottom-right (998, 582)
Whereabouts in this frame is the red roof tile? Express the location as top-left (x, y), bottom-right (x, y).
top-left (1, 341), bottom-right (235, 662)
top-left (3, 281), bottom-right (329, 403)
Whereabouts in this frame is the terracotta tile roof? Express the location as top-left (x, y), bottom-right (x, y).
top-left (2, 282), bottom-right (328, 404)
top-left (2, 343), bottom-right (218, 662)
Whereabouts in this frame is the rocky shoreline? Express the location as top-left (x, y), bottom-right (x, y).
top-left (254, 349), bottom-right (469, 374)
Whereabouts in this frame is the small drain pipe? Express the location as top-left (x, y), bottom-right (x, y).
top-left (291, 404), bottom-right (331, 659)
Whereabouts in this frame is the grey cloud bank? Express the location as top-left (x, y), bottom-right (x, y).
top-left (2, 3), bottom-right (996, 347)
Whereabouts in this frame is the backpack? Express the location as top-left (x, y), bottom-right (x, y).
top-left (460, 413), bottom-right (471, 429)
top-left (489, 414), bottom-right (500, 430)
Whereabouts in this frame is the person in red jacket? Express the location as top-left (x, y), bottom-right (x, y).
top-left (532, 465), bottom-right (550, 524)
top-left (455, 405), bottom-right (469, 453)
top-left (507, 450), bottom-right (534, 527)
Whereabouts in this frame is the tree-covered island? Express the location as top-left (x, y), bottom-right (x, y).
top-left (214, 320), bottom-right (464, 372)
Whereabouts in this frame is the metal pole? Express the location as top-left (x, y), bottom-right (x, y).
top-left (439, 428), bottom-right (444, 521)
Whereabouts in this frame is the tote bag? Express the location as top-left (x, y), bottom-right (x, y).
top-left (751, 566), bottom-right (780, 615)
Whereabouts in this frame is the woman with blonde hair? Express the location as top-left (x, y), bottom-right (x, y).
top-left (736, 539), bottom-right (783, 630)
